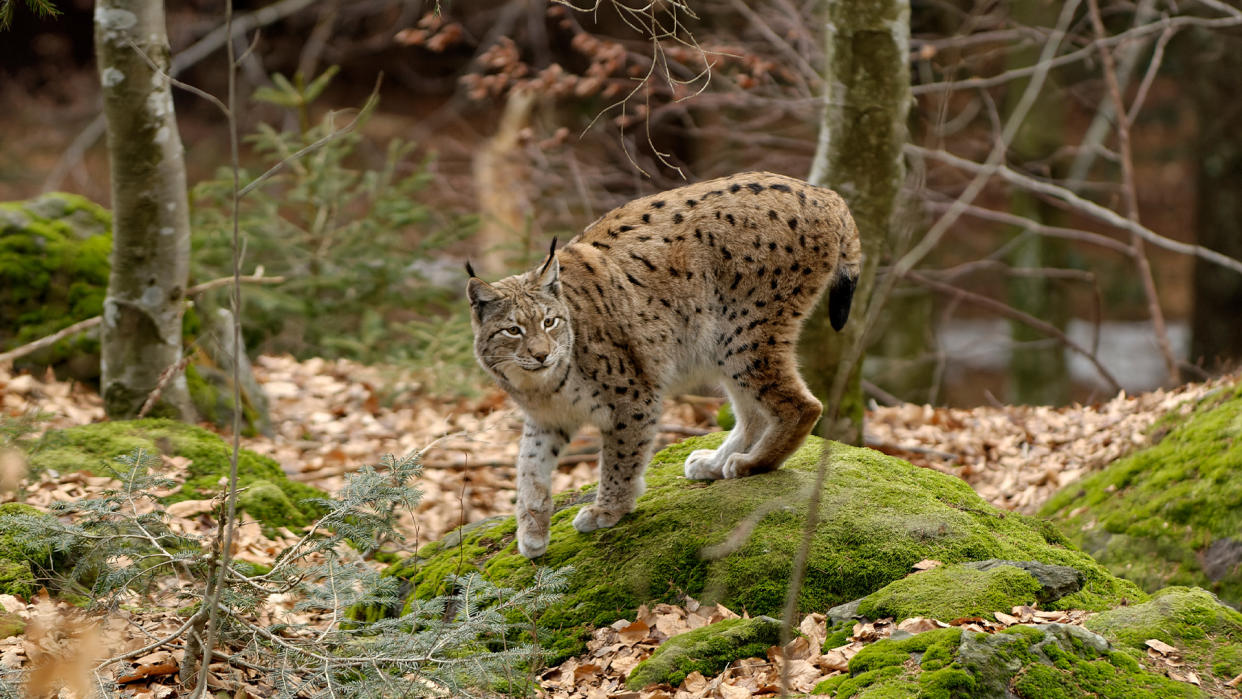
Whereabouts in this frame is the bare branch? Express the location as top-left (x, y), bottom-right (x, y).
top-left (905, 270), bottom-right (1122, 392)
top-left (1087, 0), bottom-right (1179, 383)
top-left (0, 275), bottom-right (283, 366)
top-left (908, 144), bottom-right (1242, 277)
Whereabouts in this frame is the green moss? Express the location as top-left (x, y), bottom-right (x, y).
top-left (1041, 383), bottom-right (1242, 605)
top-left (1087, 587), bottom-right (1242, 691)
top-left (856, 563), bottom-right (1043, 622)
top-left (0, 193), bottom-right (112, 378)
top-left (849, 628), bottom-right (962, 675)
top-left (823, 621), bottom-right (854, 652)
top-left (26, 419), bottom-right (324, 529)
top-left (820, 624), bottom-right (1197, 698)
top-left (624, 616), bottom-right (781, 689)
top-left (0, 610), bottom-right (25, 638)
top-left (184, 360), bottom-right (263, 436)
top-left (715, 403), bottom-right (735, 431)
top-left (377, 435), bottom-right (1140, 662)
top-left (0, 503), bottom-right (62, 598)
top-left (238, 481), bottom-right (303, 531)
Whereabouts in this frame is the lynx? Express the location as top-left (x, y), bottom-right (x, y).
top-left (467, 172), bottom-right (861, 558)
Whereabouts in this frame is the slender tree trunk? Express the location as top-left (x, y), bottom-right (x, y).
top-left (1004, 0), bottom-right (1070, 406)
top-left (95, 0), bottom-right (195, 419)
top-left (799, 0), bottom-right (911, 445)
top-left (1189, 30), bottom-right (1242, 371)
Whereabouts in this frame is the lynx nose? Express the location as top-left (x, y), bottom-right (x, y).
top-left (531, 349), bottom-right (549, 364)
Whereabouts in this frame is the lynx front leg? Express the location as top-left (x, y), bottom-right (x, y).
top-left (573, 415), bottom-right (657, 533)
top-left (515, 421), bottom-right (569, 558)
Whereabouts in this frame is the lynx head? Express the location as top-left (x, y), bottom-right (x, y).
top-left (466, 240), bottom-right (572, 391)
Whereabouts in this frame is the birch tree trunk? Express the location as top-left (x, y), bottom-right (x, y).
top-left (95, 0), bottom-right (195, 419)
top-left (798, 0), bottom-right (910, 445)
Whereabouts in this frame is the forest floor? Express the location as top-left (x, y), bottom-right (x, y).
top-left (0, 357), bottom-right (1229, 697)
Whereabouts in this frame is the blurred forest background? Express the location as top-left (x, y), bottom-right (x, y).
top-left (3, 0), bottom-right (1241, 408)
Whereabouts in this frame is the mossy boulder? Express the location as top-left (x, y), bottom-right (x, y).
top-left (25, 419), bottom-right (323, 529)
top-left (374, 434), bottom-right (1142, 661)
top-left (0, 503), bottom-right (66, 598)
top-left (1087, 587), bottom-right (1242, 693)
top-left (849, 559), bottom-right (1085, 624)
top-left (1041, 383), bottom-right (1242, 605)
top-left (0, 192), bottom-right (111, 381)
top-left (813, 624), bottom-right (1200, 698)
top-left (625, 616), bottom-right (781, 689)
top-left (855, 563), bottom-right (1044, 623)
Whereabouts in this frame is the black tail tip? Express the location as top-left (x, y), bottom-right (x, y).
top-left (828, 273), bottom-right (857, 331)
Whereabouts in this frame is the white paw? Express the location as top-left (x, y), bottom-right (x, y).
top-left (722, 453), bottom-right (747, 479)
top-left (572, 504), bottom-right (625, 533)
top-left (685, 449), bottom-right (724, 480)
top-left (517, 531), bottom-right (549, 559)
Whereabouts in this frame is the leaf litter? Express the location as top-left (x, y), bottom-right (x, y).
top-left (0, 357), bottom-right (1233, 695)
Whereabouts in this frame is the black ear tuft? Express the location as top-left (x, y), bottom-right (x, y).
top-left (465, 260), bottom-right (477, 279)
top-left (538, 237), bottom-right (559, 276)
top-left (828, 272), bottom-right (857, 331)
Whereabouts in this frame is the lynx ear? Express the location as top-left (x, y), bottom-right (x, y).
top-left (467, 277), bottom-right (501, 317)
top-left (537, 237), bottom-right (560, 296)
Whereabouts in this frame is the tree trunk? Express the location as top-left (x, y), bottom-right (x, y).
top-left (799, 0), bottom-right (911, 445)
top-left (1004, 0), bottom-right (1070, 406)
top-left (1189, 30), bottom-right (1242, 371)
top-left (95, 0), bottom-right (194, 420)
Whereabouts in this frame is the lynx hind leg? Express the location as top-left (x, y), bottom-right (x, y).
top-left (722, 361), bottom-right (822, 479)
top-left (685, 391), bottom-right (766, 480)
top-left (515, 422), bottom-right (569, 558)
top-left (573, 417), bottom-right (658, 533)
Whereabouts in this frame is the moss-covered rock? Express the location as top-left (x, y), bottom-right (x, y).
top-left (374, 434), bottom-right (1141, 661)
top-left (625, 616), bottom-right (781, 689)
top-left (0, 192), bottom-right (111, 381)
top-left (0, 503), bottom-right (65, 598)
top-left (1, 194), bottom-right (272, 433)
top-left (856, 563), bottom-right (1044, 623)
top-left (1086, 587), bottom-right (1242, 694)
top-left (0, 610), bottom-right (24, 638)
top-left (25, 419), bottom-right (323, 529)
top-left (815, 624), bottom-right (1200, 698)
top-left (1041, 383), bottom-right (1242, 605)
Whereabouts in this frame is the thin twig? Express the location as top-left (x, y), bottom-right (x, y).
top-left (1087, 0), bottom-right (1179, 385)
top-left (42, 0), bottom-right (318, 192)
top-left (192, 0), bottom-right (244, 691)
top-left (908, 144), bottom-right (1242, 276)
top-left (905, 269), bottom-right (1122, 392)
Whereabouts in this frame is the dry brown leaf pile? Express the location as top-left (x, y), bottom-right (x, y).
top-left (0, 359), bottom-right (1235, 696)
top-left (867, 376), bottom-right (1229, 513)
top-left (3, 358), bottom-right (1228, 532)
top-left (537, 594), bottom-right (1104, 699)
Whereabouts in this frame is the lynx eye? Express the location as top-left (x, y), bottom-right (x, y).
top-left (502, 325), bottom-right (523, 337)
top-left (543, 317), bottom-right (559, 329)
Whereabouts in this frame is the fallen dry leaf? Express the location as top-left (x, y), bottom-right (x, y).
top-left (618, 619), bottom-right (650, 646)
top-left (993, 611), bottom-right (1020, 626)
top-left (897, 617), bottom-right (941, 634)
top-left (1144, 638), bottom-right (1178, 656)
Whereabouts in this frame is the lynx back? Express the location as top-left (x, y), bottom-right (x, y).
top-left (468, 172), bottom-right (861, 558)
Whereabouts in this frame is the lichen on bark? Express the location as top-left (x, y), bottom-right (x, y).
top-left (799, 0), bottom-right (911, 445)
top-left (94, 0), bottom-right (194, 419)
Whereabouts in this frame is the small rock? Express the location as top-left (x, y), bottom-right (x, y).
top-left (962, 559), bottom-right (1084, 603)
